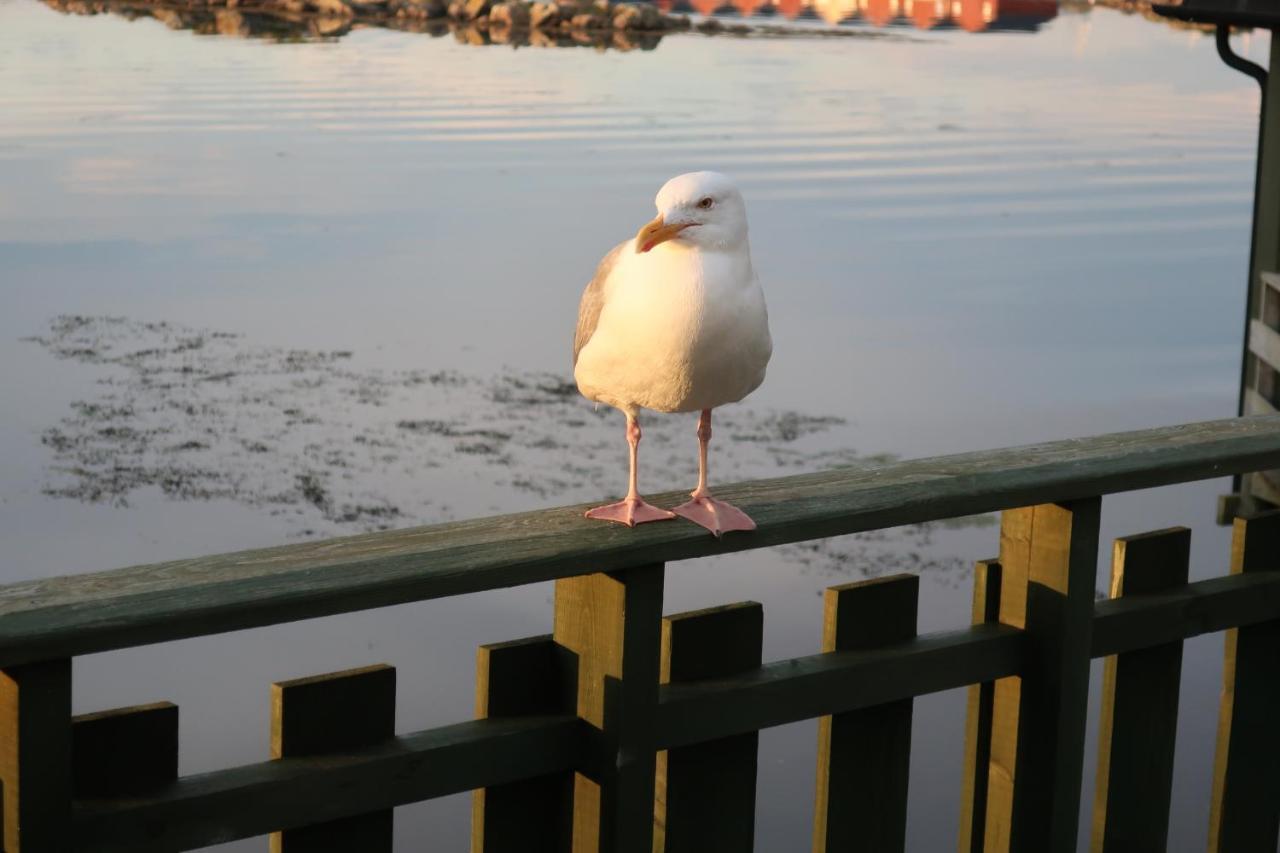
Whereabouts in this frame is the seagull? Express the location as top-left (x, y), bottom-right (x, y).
top-left (573, 171), bottom-right (772, 536)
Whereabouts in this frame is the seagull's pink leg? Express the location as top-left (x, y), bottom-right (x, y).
top-left (585, 414), bottom-right (676, 527)
top-left (673, 409), bottom-right (756, 537)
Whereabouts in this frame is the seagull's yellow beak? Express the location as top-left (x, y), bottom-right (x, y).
top-left (635, 215), bottom-right (690, 253)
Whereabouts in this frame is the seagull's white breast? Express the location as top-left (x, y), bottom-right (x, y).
top-left (575, 240), bottom-right (772, 415)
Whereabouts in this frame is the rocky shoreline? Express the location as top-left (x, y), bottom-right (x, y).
top-left (44, 0), bottom-right (899, 45)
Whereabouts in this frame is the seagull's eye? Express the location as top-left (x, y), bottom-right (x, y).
top-left (697, 197), bottom-right (715, 210)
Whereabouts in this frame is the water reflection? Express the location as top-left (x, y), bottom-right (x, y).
top-left (40, 0), bottom-right (673, 45)
top-left (39, 0), bottom-right (1060, 42)
top-left (668, 0), bottom-right (1057, 31)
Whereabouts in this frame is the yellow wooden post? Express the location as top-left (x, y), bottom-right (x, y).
top-left (983, 499), bottom-right (1100, 853)
top-left (553, 565), bottom-right (664, 853)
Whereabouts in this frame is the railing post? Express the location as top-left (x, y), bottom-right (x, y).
top-left (984, 498), bottom-right (1100, 853)
top-left (471, 635), bottom-right (575, 853)
top-left (72, 701), bottom-right (179, 801)
top-left (1091, 528), bottom-right (1189, 852)
top-left (812, 574), bottom-right (919, 853)
top-left (553, 564), bottom-right (664, 853)
top-left (655, 602), bottom-right (763, 853)
top-left (0, 659), bottom-right (72, 852)
top-left (269, 664), bottom-right (397, 852)
top-left (958, 559), bottom-right (1001, 853)
top-left (1208, 511), bottom-right (1280, 853)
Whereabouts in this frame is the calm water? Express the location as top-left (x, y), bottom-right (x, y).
top-left (0, 1), bottom-right (1271, 849)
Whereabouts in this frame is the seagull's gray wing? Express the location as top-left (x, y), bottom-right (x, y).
top-left (574, 240), bottom-right (627, 367)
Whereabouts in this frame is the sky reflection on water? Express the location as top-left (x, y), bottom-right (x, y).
top-left (0, 1), bottom-right (1272, 849)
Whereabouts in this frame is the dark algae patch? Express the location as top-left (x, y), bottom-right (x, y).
top-left (25, 315), bottom-right (989, 579)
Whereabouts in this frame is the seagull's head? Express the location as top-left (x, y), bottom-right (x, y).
top-left (635, 171), bottom-right (748, 254)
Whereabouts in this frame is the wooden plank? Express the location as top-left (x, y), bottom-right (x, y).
top-left (1092, 571), bottom-right (1280, 655)
top-left (1090, 528), bottom-right (1189, 853)
top-left (657, 569), bottom-right (1280, 752)
top-left (1262, 271), bottom-right (1280, 330)
top-left (1247, 319), bottom-right (1280, 371)
top-left (1208, 511), bottom-right (1280, 853)
top-left (3, 416), bottom-right (1280, 666)
top-left (958, 559), bottom-right (1001, 853)
top-left (984, 499), bottom-right (1100, 853)
top-left (0, 659), bottom-right (72, 852)
top-left (270, 664), bottom-right (396, 853)
top-left (1243, 387), bottom-right (1276, 415)
top-left (472, 636), bottom-right (574, 853)
top-left (658, 624), bottom-right (1024, 750)
top-left (553, 565), bottom-right (664, 853)
top-left (75, 715), bottom-right (584, 853)
top-left (655, 602), bottom-right (762, 853)
top-left (813, 575), bottom-right (918, 853)
top-left (73, 702), bottom-right (178, 798)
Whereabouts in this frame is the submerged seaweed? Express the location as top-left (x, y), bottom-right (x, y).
top-left (25, 315), bottom-right (991, 579)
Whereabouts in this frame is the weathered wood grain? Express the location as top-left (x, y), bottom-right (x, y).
top-left (74, 715), bottom-right (586, 852)
top-left (72, 702), bottom-right (178, 799)
top-left (985, 499), bottom-right (1100, 853)
top-left (472, 636), bottom-right (574, 853)
top-left (813, 575), bottom-right (918, 853)
top-left (0, 659), bottom-right (71, 852)
top-left (553, 566), bottom-right (664, 853)
top-left (1208, 512), bottom-right (1280, 853)
top-left (655, 602), bottom-right (762, 853)
top-left (3, 416), bottom-right (1280, 666)
top-left (270, 664), bottom-right (396, 852)
top-left (1091, 528), bottom-right (1189, 853)
top-left (958, 560), bottom-right (1001, 853)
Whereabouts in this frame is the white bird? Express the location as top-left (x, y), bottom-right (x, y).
top-left (573, 171), bottom-right (772, 536)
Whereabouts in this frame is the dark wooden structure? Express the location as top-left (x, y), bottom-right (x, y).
top-left (1155, 1), bottom-right (1280, 518)
top-left (4, 415), bottom-right (1280, 851)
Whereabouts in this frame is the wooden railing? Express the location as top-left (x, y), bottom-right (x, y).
top-left (4, 415), bottom-right (1280, 852)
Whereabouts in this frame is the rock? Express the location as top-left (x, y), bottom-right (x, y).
top-left (151, 8), bottom-right (185, 27)
top-left (529, 0), bottom-right (560, 27)
top-left (637, 3), bottom-right (662, 27)
top-left (489, 0), bottom-right (530, 25)
top-left (311, 13), bottom-right (352, 32)
top-left (214, 9), bottom-right (247, 33)
top-left (307, 0), bottom-right (353, 16)
top-left (449, 0), bottom-right (489, 17)
top-left (611, 3), bottom-right (667, 29)
top-left (454, 21), bottom-right (488, 40)
top-left (611, 2), bottom-right (639, 27)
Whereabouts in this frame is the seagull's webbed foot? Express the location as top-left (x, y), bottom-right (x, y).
top-left (672, 492), bottom-right (756, 538)
top-left (585, 497), bottom-right (676, 528)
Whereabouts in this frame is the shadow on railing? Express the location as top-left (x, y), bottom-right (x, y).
top-left (3, 415), bottom-right (1280, 851)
